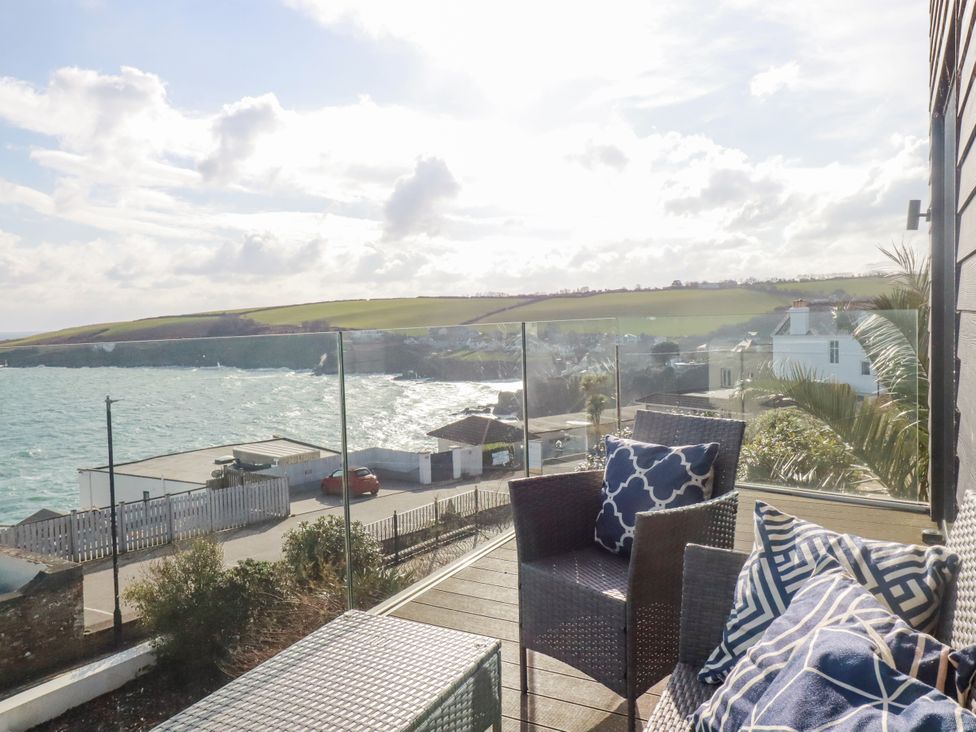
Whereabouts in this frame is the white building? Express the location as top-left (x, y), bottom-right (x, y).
top-left (78, 438), bottom-right (339, 508)
top-left (772, 300), bottom-right (878, 396)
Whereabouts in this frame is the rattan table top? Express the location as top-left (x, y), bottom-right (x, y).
top-left (152, 610), bottom-right (500, 731)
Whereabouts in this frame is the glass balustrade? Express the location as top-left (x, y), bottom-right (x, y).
top-left (0, 305), bottom-right (924, 648)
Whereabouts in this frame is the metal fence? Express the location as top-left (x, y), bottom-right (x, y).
top-left (0, 477), bottom-right (290, 562)
top-left (364, 487), bottom-right (511, 563)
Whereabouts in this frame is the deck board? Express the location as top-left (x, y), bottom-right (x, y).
top-left (381, 486), bottom-right (937, 731)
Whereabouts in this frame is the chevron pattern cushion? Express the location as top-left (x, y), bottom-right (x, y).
top-left (693, 561), bottom-right (976, 731)
top-left (593, 435), bottom-right (718, 556)
top-left (698, 501), bottom-right (960, 684)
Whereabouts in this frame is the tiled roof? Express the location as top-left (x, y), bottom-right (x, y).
top-left (427, 415), bottom-right (535, 445)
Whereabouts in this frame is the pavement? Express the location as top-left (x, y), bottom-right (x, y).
top-left (81, 471), bottom-right (522, 627)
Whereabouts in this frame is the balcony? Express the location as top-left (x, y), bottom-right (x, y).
top-left (0, 306), bottom-right (942, 730)
top-left (371, 487), bottom-right (934, 730)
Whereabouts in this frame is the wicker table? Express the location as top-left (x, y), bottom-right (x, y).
top-left (153, 610), bottom-right (502, 732)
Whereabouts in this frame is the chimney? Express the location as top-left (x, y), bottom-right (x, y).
top-left (789, 299), bottom-right (809, 335)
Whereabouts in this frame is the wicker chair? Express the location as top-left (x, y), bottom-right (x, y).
top-left (644, 490), bottom-right (976, 730)
top-left (509, 409), bottom-right (745, 731)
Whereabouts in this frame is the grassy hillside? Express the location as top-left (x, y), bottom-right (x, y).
top-left (767, 276), bottom-right (891, 298)
top-left (243, 296), bottom-right (531, 329)
top-left (4, 276), bottom-right (893, 346)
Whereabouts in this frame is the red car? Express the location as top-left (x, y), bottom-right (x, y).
top-left (321, 467), bottom-right (381, 496)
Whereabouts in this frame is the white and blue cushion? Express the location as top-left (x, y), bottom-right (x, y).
top-left (693, 561), bottom-right (976, 731)
top-left (698, 500), bottom-right (959, 684)
top-left (593, 435), bottom-right (718, 557)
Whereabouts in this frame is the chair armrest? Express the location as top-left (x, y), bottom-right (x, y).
top-left (624, 492), bottom-right (740, 687)
top-left (677, 544), bottom-right (748, 666)
top-left (508, 470), bottom-right (604, 562)
top-left (628, 491), bottom-right (739, 603)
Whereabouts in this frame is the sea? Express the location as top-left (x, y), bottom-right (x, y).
top-left (0, 367), bottom-right (520, 525)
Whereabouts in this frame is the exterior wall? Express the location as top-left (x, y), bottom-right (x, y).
top-left (0, 547), bottom-right (84, 690)
top-left (452, 447), bottom-right (483, 479)
top-left (707, 347), bottom-right (771, 391)
top-left (78, 470), bottom-right (200, 509)
top-left (931, 0), bottom-right (970, 517)
top-left (772, 333), bottom-right (878, 395)
top-left (262, 455), bottom-right (342, 488)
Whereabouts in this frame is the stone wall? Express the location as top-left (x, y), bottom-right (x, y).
top-left (0, 546), bottom-right (84, 691)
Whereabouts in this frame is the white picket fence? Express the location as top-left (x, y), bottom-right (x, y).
top-left (0, 477), bottom-right (290, 563)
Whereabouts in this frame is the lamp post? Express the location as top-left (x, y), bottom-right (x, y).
top-left (105, 396), bottom-right (123, 642)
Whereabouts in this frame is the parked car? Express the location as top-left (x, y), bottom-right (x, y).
top-left (321, 467), bottom-right (381, 496)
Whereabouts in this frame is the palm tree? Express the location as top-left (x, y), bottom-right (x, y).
top-left (744, 243), bottom-right (928, 500)
top-left (580, 371), bottom-right (611, 447)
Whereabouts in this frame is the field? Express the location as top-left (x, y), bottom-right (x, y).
top-left (4, 276), bottom-right (893, 346)
top-left (242, 297), bottom-right (530, 329)
top-left (767, 276), bottom-right (891, 298)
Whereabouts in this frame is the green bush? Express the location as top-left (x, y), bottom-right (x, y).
top-left (124, 539), bottom-right (249, 670)
top-left (282, 516), bottom-right (412, 608)
top-left (282, 516), bottom-right (382, 584)
top-left (740, 408), bottom-right (862, 491)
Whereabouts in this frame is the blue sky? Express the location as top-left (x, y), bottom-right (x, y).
top-left (0, 0), bottom-right (930, 331)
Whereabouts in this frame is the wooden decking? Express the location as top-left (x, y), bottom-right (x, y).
top-left (379, 487), bottom-right (936, 731)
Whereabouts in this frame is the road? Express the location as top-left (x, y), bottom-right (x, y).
top-left (82, 471), bottom-right (521, 627)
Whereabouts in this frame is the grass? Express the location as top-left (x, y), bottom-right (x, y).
top-left (243, 297), bottom-right (530, 330)
top-left (8, 276), bottom-right (893, 346)
top-left (767, 276), bottom-right (891, 298)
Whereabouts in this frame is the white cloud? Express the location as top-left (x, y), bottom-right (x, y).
top-left (0, 0), bottom-right (931, 330)
top-left (383, 157), bottom-right (460, 240)
top-left (199, 94), bottom-right (284, 183)
top-left (750, 62), bottom-right (800, 99)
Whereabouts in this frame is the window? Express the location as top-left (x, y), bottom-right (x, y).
top-left (861, 361), bottom-right (871, 376)
top-left (828, 340), bottom-right (839, 364)
top-left (720, 367), bottom-right (733, 387)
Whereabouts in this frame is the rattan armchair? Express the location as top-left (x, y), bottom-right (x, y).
top-left (509, 409), bottom-right (745, 731)
top-left (645, 490), bottom-right (976, 730)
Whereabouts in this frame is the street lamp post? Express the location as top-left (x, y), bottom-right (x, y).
top-left (105, 396), bottom-right (123, 642)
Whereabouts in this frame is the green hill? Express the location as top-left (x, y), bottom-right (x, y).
top-left (4, 276), bottom-right (892, 346)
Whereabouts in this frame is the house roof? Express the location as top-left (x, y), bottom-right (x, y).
top-left (16, 508), bottom-right (66, 526)
top-left (81, 437), bottom-right (337, 484)
top-left (427, 415), bottom-right (535, 445)
top-left (773, 310), bottom-right (846, 337)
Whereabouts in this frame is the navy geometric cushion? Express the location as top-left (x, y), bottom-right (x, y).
top-left (698, 500), bottom-right (959, 684)
top-left (593, 435), bottom-right (718, 557)
top-left (692, 561), bottom-right (976, 731)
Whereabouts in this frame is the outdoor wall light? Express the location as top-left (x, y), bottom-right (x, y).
top-left (907, 199), bottom-right (931, 230)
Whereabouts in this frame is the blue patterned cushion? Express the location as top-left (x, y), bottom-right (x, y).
top-left (593, 436), bottom-right (718, 556)
top-left (698, 501), bottom-right (959, 684)
top-left (693, 562), bottom-right (976, 731)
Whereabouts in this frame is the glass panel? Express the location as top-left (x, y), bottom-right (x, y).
top-left (523, 318), bottom-right (619, 474)
top-left (616, 308), bottom-right (922, 502)
top-left (0, 332), bottom-right (343, 665)
top-left (340, 323), bottom-right (522, 610)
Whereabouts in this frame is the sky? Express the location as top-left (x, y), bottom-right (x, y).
top-left (0, 0), bottom-right (930, 332)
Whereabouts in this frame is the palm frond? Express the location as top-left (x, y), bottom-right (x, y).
top-left (746, 364), bottom-right (921, 499)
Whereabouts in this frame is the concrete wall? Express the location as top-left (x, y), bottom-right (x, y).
top-left (0, 547), bottom-right (84, 691)
top-left (452, 446), bottom-right (483, 479)
top-left (772, 333), bottom-right (879, 396)
top-left (78, 470), bottom-right (200, 509)
top-left (262, 455), bottom-right (342, 488)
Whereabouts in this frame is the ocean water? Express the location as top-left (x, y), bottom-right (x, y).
top-left (0, 367), bottom-right (519, 524)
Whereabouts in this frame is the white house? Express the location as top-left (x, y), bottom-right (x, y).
top-left (772, 300), bottom-right (879, 396)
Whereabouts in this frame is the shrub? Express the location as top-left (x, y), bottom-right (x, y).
top-left (124, 539), bottom-right (248, 670)
top-left (740, 408), bottom-right (862, 491)
top-left (282, 516), bottom-right (413, 607)
top-left (282, 516), bottom-right (383, 584)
